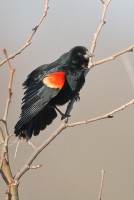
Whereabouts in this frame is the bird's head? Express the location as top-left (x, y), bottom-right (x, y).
top-left (69, 46), bottom-right (92, 69)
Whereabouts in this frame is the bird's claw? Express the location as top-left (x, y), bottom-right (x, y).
top-left (75, 93), bottom-right (80, 101)
top-left (61, 113), bottom-right (71, 120)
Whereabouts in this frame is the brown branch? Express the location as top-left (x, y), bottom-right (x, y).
top-left (0, 127), bottom-right (5, 170)
top-left (14, 120), bottom-right (67, 181)
top-left (30, 164), bottom-right (43, 169)
top-left (0, 49), bottom-right (18, 199)
top-left (0, 124), bottom-right (11, 170)
top-left (88, 0), bottom-right (134, 69)
top-left (13, 0), bottom-right (112, 181)
top-left (0, 122), bottom-right (13, 180)
top-left (97, 170), bottom-right (105, 200)
top-left (64, 0), bottom-right (112, 128)
top-left (91, 44), bottom-right (134, 68)
top-left (14, 98), bottom-right (74, 180)
top-left (14, 98), bottom-right (134, 181)
top-left (61, 0), bottom-right (112, 134)
top-left (89, 0), bottom-right (111, 68)
top-left (0, 0), bottom-right (49, 67)
top-left (0, 113), bottom-right (10, 166)
top-left (66, 99), bottom-right (134, 128)
top-left (1, 155), bottom-right (14, 184)
top-left (8, 182), bottom-right (19, 200)
top-left (6, 1), bottom-right (134, 195)
top-left (3, 49), bottom-right (16, 122)
top-left (0, 127), bottom-right (4, 144)
top-left (0, 2), bottom-right (50, 198)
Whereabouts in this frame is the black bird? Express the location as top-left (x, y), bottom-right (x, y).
top-left (14, 46), bottom-right (91, 139)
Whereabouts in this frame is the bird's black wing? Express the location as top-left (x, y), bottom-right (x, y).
top-left (15, 68), bottom-right (66, 131)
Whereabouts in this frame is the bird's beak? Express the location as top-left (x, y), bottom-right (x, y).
top-left (84, 51), bottom-right (93, 60)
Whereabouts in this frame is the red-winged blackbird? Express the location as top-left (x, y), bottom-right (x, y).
top-left (14, 46), bottom-right (91, 139)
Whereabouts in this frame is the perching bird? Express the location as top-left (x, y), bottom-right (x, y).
top-left (14, 46), bottom-right (91, 139)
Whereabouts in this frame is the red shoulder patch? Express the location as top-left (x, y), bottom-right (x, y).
top-left (43, 71), bottom-right (65, 89)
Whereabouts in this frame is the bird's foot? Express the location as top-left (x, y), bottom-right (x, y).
top-left (75, 93), bottom-right (80, 102)
top-left (61, 113), bottom-right (71, 120)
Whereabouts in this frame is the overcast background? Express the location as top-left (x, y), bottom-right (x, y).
top-left (0, 0), bottom-right (134, 199)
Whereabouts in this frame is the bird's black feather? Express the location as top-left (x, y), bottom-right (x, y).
top-left (14, 46), bottom-right (90, 139)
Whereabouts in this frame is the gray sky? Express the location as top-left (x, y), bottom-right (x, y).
top-left (0, 0), bottom-right (134, 199)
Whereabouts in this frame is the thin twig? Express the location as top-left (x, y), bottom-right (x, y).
top-left (0, 49), bottom-right (17, 198)
top-left (3, 0), bottom-right (134, 194)
top-left (28, 140), bottom-right (37, 149)
top-left (0, 2), bottom-right (50, 199)
top-left (13, 0), bottom-right (112, 181)
top-left (3, 49), bottom-right (16, 122)
top-left (69, 0), bottom-right (112, 116)
top-left (30, 164), bottom-right (43, 169)
top-left (14, 98), bottom-right (134, 180)
top-left (0, 121), bottom-right (10, 169)
top-left (0, 127), bottom-right (5, 143)
top-left (14, 140), bottom-right (21, 159)
top-left (0, 0), bottom-right (49, 67)
top-left (92, 44), bottom-right (134, 68)
top-left (0, 127), bottom-right (5, 170)
top-left (64, 0), bottom-right (114, 136)
top-left (97, 170), bottom-right (105, 200)
top-left (14, 120), bottom-right (67, 181)
top-left (89, 0), bottom-right (111, 68)
top-left (66, 99), bottom-right (134, 127)
top-left (2, 122), bottom-right (10, 163)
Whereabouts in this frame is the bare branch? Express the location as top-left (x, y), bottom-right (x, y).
top-left (14, 98), bottom-right (134, 181)
top-left (67, 0), bottom-right (112, 117)
top-left (1, 1), bottom-right (133, 198)
top-left (97, 170), bottom-right (105, 200)
top-left (14, 140), bottom-right (21, 159)
top-left (14, 120), bottom-right (66, 181)
top-left (0, 0), bottom-right (49, 67)
top-left (5, 181), bottom-right (19, 200)
top-left (30, 164), bottom-right (43, 170)
top-left (0, 128), bottom-right (5, 170)
top-left (28, 140), bottom-right (37, 149)
top-left (0, 119), bottom-right (10, 167)
top-left (3, 49), bottom-right (16, 122)
top-left (0, 127), bottom-right (4, 143)
top-left (66, 99), bottom-right (134, 127)
top-left (0, 2), bottom-right (50, 199)
top-left (89, 0), bottom-right (111, 68)
top-left (92, 44), bottom-right (134, 68)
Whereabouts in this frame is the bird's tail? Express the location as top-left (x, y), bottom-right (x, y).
top-left (14, 106), bottom-right (57, 139)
